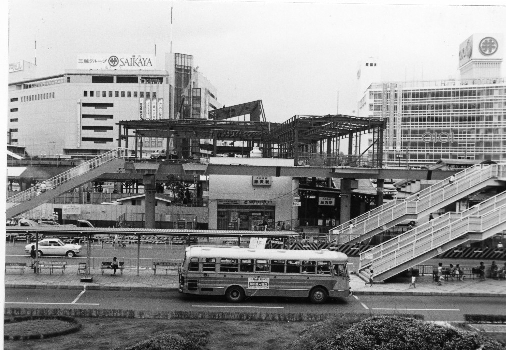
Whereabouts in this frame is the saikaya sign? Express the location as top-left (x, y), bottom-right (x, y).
top-left (77, 54), bottom-right (155, 70)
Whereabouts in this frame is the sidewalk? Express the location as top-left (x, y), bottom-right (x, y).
top-left (5, 264), bottom-right (505, 296)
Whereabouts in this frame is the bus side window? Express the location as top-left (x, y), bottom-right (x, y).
top-left (220, 258), bottom-right (238, 272)
top-left (317, 261), bottom-right (331, 274)
top-left (270, 260), bottom-right (285, 273)
top-left (202, 258), bottom-right (216, 272)
top-left (240, 259), bottom-right (254, 272)
top-left (334, 264), bottom-right (344, 276)
top-left (286, 260), bottom-right (300, 273)
top-left (302, 261), bottom-right (316, 274)
top-left (189, 257), bottom-right (199, 271)
top-left (255, 259), bottom-right (270, 273)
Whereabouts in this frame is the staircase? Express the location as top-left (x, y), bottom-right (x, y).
top-left (358, 190), bottom-right (506, 282)
top-left (330, 164), bottom-right (506, 245)
top-left (6, 148), bottom-right (127, 219)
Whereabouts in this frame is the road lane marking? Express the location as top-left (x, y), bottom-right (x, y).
top-left (352, 295), bottom-right (369, 309)
top-left (192, 305), bottom-right (284, 309)
top-left (372, 308), bottom-right (460, 311)
top-left (5, 302), bottom-right (100, 306)
top-left (72, 286), bottom-right (86, 304)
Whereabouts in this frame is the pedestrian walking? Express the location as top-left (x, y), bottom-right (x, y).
top-left (365, 269), bottom-right (374, 287)
top-left (408, 267), bottom-right (417, 288)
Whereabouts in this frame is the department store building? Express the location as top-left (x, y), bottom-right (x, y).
top-left (357, 33), bottom-right (506, 166)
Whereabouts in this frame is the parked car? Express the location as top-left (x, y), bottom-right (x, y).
top-left (150, 150), bottom-right (166, 159)
top-left (25, 238), bottom-right (82, 258)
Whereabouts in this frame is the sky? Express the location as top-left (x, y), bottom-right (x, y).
top-left (5, 0), bottom-right (506, 123)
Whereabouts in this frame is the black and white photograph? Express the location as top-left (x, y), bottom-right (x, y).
top-left (3, 0), bottom-right (506, 349)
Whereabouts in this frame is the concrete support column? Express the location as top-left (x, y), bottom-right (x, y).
top-left (340, 178), bottom-right (352, 224)
top-left (376, 178), bottom-right (384, 207)
top-left (143, 174), bottom-right (156, 229)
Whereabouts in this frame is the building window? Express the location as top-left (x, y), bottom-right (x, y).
top-left (146, 92), bottom-right (150, 98)
top-left (109, 91), bottom-right (112, 97)
top-left (90, 91), bottom-right (94, 97)
top-left (10, 98), bottom-right (18, 102)
top-left (140, 92), bottom-right (144, 98)
top-left (127, 91), bottom-right (131, 97)
top-left (84, 91), bottom-right (87, 97)
top-left (92, 75), bottom-right (114, 83)
top-left (96, 91), bottom-right (100, 97)
top-left (10, 118), bottom-right (18, 122)
top-left (121, 91), bottom-right (125, 97)
top-left (10, 108), bottom-right (18, 112)
top-left (134, 91), bottom-right (138, 98)
top-left (115, 91), bottom-right (119, 97)
top-left (102, 91), bottom-right (106, 97)
top-left (67, 77), bottom-right (70, 83)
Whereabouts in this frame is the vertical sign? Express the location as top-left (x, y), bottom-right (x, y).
top-left (146, 98), bottom-right (151, 120)
top-left (152, 98), bottom-right (157, 120)
top-left (158, 98), bottom-right (164, 119)
top-left (139, 98), bottom-right (144, 120)
top-left (77, 100), bottom-right (82, 147)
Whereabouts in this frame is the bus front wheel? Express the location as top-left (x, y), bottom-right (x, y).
top-left (309, 286), bottom-right (328, 304)
top-left (225, 286), bottom-right (245, 303)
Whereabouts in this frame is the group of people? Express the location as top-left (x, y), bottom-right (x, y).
top-left (433, 262), bottom-right (464, 285)
top-left (490, 261), bottom-right (506, 280)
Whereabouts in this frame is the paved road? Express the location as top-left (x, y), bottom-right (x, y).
top-left (5, 288), bottom-right (505, 322)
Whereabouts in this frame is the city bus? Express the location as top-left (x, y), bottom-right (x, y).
top-left (178, 246), bottom-right (350, 303)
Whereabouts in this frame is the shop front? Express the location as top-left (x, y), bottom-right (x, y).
top-left (217, 199), bottom-right (275, 231)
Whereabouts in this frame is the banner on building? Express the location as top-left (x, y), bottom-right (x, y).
top-left (158, 98), bottom-right (164, 119)
top-left (139, 98), bottom-right (144, 120)
top-left (252, 176), bottom-right (272, 186)
top-left (77, 54), bottom-right (155, 70)
top-left (152, 98), bottom-right (157, 120)
top-left (249, 237), bottom-right (267, 249)
top-left (145, 99), bottom-right (151, 120)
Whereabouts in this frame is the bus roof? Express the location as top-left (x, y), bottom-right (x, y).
top-left (185, 246), bottom-right (348, 262)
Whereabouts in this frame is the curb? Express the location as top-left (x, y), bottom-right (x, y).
top-left (4, 308), bottom-right (424, 322)
top-left (6, 283), bottom-right (505, 297)
top-left (351, 290), bottom-right (504, 297)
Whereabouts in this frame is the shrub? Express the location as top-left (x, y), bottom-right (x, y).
top-left (119, 330), bottom-right (208, 350)
top-left (289, 315), bottom-right (504, 350)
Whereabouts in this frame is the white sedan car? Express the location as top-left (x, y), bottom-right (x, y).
top-left (25, 238), bottom-right (82, 258)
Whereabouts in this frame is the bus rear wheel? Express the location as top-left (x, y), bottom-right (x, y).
top-left (225, 286), bottom-right (245, 303)
top-left (309, 286), bottom-right (328, 304)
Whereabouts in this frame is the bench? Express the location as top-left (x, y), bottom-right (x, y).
top-left (101, 261), bottom-right (124, 275)
top-left (5, 262), bottom-right (27, 274)
top-left (153, 261), bottom-right (180, 275)
top-left (49, 261), bottom-right (66, 274)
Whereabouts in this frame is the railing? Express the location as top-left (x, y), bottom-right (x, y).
top-left (7, 148), bottom-right (127, 205)
top-left (359, 195), bottom-right (506, 277)
top-left (331, 164), bottom-right (506, 244)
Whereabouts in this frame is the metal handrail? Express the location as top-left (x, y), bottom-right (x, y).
top-left (7, 148), bottom-right (127, 205)
top-left (331, 164), bottom-right (506, 244)
top-left (361, 191), bottom-right (506, 266)
top-left (360, 198), bottom-right (506, 276)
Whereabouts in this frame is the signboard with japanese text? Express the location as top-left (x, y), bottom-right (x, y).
top-left (247, 277), bottom-right (269, 289)
top-left (252, 176), bottom-right (272, 186)
top-left (77, 54), bottom-right (155, 70)
top-left (62, 205), bottom-right (81, 215)
top-left (145, 99), bottom-right (151, 120)
top-left (9, 61), bottom-right (24, 73)
top-left (459, 33), bottom-right (503, 68)
top-left (318, 197), bottom-right (336, 206)
top-left (249, 237), bottom-right (267, 249)
top-left (158, 98), bottom-right (164, 119)
top-left (139, 98), bottom-right (144, 119)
